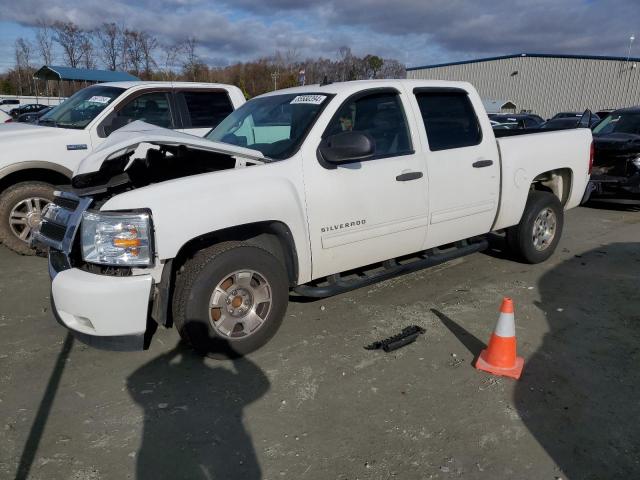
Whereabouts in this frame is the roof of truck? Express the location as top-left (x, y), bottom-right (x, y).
top-left (98, 81), bottom-right (241, 90)
top-left (257, 79), bottom-right (474, 98)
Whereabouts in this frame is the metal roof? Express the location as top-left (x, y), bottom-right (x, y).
top-left (407, 53), bottom-right (640, 71)
top-left (482, 99), bottom-right (516, 113)
top-left (33, 65), bottom-right (139, 82)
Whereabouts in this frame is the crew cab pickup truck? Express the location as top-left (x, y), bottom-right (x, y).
top-left (34, 79), bottom-right (592, 356)
top-left (0, 81), bottom-right (245, 254)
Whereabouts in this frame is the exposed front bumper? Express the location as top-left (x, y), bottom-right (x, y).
top-left (50, 260), bottom-right (153, 350)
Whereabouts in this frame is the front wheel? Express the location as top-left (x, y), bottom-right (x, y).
top-left (0, 182), bottom-right (55, 255)
top-left (506, 190), bottom-right (564, 264)
top-left (173, 241), bottom-right (289, 358)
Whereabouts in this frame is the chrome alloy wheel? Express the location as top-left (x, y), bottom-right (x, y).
top-left (9, 197), bottom-right (49, 242)
top-left (532, 207), bottom-right (557, 251)
top-left (209, 269), bottom-right (273, 339)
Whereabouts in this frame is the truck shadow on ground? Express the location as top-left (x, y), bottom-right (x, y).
top-left (514, 242), bottom-right (640, 478)
top-left (127, 340), bottom-right (269, 480)
top-left (436, 243), bottom-right (640, 478)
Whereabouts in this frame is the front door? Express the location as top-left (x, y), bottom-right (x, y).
top-left (303, 89), bottom-right (429, 279)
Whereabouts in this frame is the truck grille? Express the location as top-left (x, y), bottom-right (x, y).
top-left (39, 221), bottom-right (67, 243)
top-left (32, 191), bottom-right (92, 254)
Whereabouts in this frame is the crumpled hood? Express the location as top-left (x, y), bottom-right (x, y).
top-left (75, 121), bottom-right (266, 175)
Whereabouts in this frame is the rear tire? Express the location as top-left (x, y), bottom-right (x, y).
top-left (173, 241), bottom-right (289, 358)
top-left (0, 182), bottom-right (55, 255)
top-left (506, 190), bottom-right (564, 264)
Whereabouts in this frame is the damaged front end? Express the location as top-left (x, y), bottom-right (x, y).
top-left (32, 122), bottom-right (268, 350)
top-left (590, 133), bottom-right (640, 199)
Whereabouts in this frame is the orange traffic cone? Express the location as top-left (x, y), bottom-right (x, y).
top-left (475, 297), bottom-right (524, 380)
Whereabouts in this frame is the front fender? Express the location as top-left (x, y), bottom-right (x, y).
top-left (100, 162), bottom-right (312, 283)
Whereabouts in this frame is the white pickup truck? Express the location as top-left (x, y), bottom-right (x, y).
top-left (34, 79), bottom-right (592, 356)
top-left (0, 81), bottom-right (245, 254)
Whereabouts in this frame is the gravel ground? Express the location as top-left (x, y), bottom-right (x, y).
top-left (1, 203), bottom-right (639, 480)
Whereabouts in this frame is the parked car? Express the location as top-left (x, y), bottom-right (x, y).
top-left (491, 121), bottom-right (519, 130)
top-left (17, 106), bottom-right (53, 123)
top-left (585, 107), bottom-right (640, 200)
top-left (33, 79), bottom-right (592, 356)
top-left (551, 111), bottom-right (600, 126)
top-left (0, 81), bottom-right (245, 254)
top-left (489, 113), bottom-right (545, 129)
top-left (9, 103), bottom-right (49, 119)
top-left (540, 117), bottom-right (583, 130)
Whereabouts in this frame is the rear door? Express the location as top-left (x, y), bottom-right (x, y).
top-left (410, 88), bottom-right (500, 248)
top-left (175, 90), bottom-right (235, 136)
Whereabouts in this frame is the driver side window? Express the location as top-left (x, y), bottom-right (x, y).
top-left (101, 92), bottom-right (173, 136)
top-left (325, 92), bottom-right (412, 157)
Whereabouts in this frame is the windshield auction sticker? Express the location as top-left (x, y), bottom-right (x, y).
top-left (290, 95), bottom-right (326, 105)
top-left (87, 96), bottom-right (112, 104)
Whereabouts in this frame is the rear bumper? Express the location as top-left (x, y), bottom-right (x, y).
top-left (50, 261), bottom-right (153, 351)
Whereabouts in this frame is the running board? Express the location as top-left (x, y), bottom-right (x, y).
top-left (294, 238), bottom-right (489, 298)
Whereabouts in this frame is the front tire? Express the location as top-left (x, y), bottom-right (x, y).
top-left (0, 182), bottom-right (55, 255)
top-left (506, 190), bottom-right (564, 264)
top-left (173, 241), bottom-right (289, 358)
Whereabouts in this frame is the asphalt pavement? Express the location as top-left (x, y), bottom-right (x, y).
top-left (1, 202), bottom-right (639, 480)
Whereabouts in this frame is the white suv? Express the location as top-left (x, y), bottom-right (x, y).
top-left (0, 82), bottom-right (245, 254)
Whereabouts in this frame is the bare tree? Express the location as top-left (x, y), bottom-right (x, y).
top-left (53, 21), bottom-right (85, 68)
top-left (79, 31), bottom-right (97, 69)
top-left (182, 37), bottom-right (200, 81)
top-left (14, 38), bottom-right (34, 95)
top-left (123, 29), bottom-right (145, 76)
top-left (35, 20), bottom-right (56, 65)
top-left (159, 41), bottom-right (183, 80)
top-left (96, 23), bottom-right (121, 70)
top-left (139, 31), bottom-right (158, 79)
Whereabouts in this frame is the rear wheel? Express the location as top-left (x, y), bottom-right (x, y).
top-left (506, 190), bottom-right (564, 264)
top-left (0, 182), bottom-right (55, 255)
top-left (173, 241), bottom-right (289, 358)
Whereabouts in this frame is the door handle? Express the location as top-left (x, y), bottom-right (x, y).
top-left (396, 171), bottom-right (423, 181)
top-left (472, 160), bottom-right (494, 168)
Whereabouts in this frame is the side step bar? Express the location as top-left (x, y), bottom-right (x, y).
top-left (293, 238), bottom-right (489, 298)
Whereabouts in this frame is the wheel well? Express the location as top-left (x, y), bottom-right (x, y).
top-left (173, 221), bottom-right (299, 287)
top-left (0, 168), bottom-right (71, 195)
top-left (531, 168), bottom-right (572, 206)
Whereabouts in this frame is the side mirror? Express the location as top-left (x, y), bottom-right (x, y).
top-left (319, 131), bottom-right (375, 164)
top-left (103, 115), bottom-right (129, 136)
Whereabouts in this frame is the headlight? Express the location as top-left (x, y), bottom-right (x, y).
top-left (632, 157), bottom-right (640, 169)
top-left (81, 211), bottom-right (153, 266)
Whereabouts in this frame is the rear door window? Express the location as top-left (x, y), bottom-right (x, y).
top-left (415, 91), bottom-right (482, 151)
top-left (180, 91), bottom-right (234, 129)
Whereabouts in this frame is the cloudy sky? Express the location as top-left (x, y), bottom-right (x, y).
top-left (0, 0), bottom-right (639, 72)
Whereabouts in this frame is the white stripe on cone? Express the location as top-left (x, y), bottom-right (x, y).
top-left (494, 311), bottom-right (515, 337)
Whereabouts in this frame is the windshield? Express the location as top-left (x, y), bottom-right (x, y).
top-left (39, 85), bottom-right (125, 129)
top-left (593, 112), bottom-right (640, 135)
top-left (206, 93), bottom-right (331, 159)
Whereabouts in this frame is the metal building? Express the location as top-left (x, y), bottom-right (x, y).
top-left (406, 53), bottom-right (640, 118)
